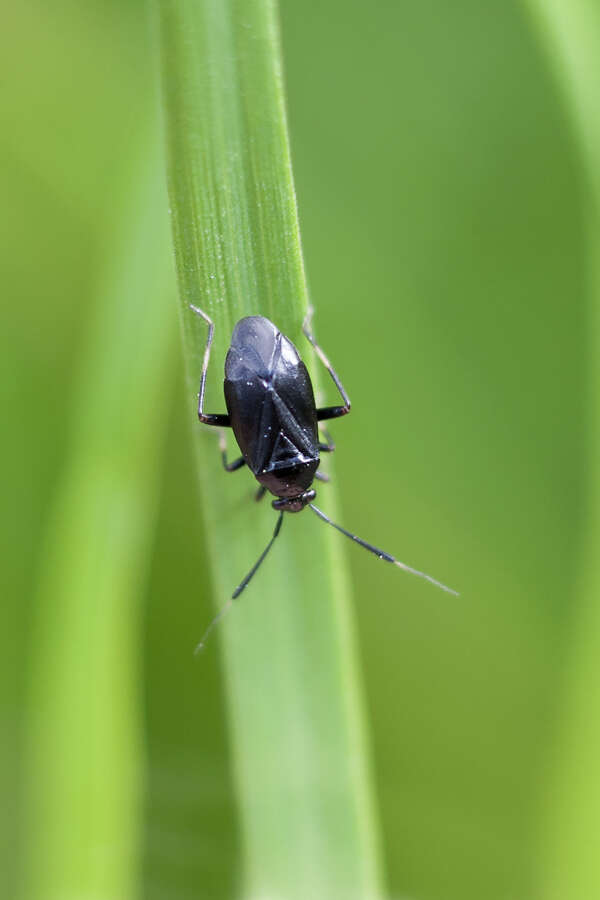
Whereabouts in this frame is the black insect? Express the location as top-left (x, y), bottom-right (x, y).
top-left (191, 305), bottom-right (457, 646)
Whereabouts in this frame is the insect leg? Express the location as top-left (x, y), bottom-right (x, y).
top-left (315, 471), bottom-right (330, 482)
top-left (302, 305), bottom-right (351, 421)
top-left (255, 485), bottom-right (267, 502)
top-left (318, 426), bottom-right (336, 453)
top-left (223, 456), bottom-right (245, 472)
top-left (190, 305), bottom-right (230, 427)
top-left (218, 430), bottom-right (246, 472)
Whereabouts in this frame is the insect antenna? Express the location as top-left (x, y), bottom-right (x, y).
top-left (232, 510), bottom-right (284, 599)
top-left (309, 504), bottom-right (458, 596)
top-left (194, 598), bottom-right (234, 654)
top-left (195, 511), bottom-right (285, 652)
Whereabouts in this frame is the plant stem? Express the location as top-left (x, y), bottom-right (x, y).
top-left (156, 1), bottom-right (384, 897)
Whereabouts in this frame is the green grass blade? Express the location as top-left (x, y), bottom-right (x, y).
top-left (156, 1), bottom-right (384, 897)
top-left (522, 2), bottom-right (600, 897)
top-left (22, 139), bottom-right (175, 900)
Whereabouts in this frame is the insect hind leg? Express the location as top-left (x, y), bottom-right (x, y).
top-left (302, 305), bottom-right (351, 421)
top-left (190, 305), bottom-right (230, 427)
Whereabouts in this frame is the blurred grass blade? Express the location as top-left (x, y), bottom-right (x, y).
top-left (156, 1), bottom-right (384, 897)
top-left (522, 1), bottom-right (600, 897)
top-left (23, 138), bottom-right (175, 900)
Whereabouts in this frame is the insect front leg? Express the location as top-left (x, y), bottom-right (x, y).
top-left (190, 305), bottom-right (231, 427)
top-left (302, 305), bottom-right (351, 421)
top-left (219, 430), bottom-right (246, 472)
top-left (318, 425), bottom-right (336, 453)
top-left (316, 426), bottom-right (334, 482)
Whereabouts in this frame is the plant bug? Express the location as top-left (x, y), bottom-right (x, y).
top-left (191, 305), bottom-right (458, 647)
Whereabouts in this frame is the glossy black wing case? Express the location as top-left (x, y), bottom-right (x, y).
top-left (224, 316), bottom-right (319, 476)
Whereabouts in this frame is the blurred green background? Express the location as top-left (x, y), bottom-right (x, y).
top-left (2, 1), bottom-right (593, 898)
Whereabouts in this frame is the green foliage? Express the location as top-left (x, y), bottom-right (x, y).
top-left (3, 1), bottom-right (600, 899)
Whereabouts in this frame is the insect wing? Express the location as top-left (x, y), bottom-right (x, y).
top-left (224, 317), bottom-right (318, 474)
top-left (267, 353), bottom-right (318, 470)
